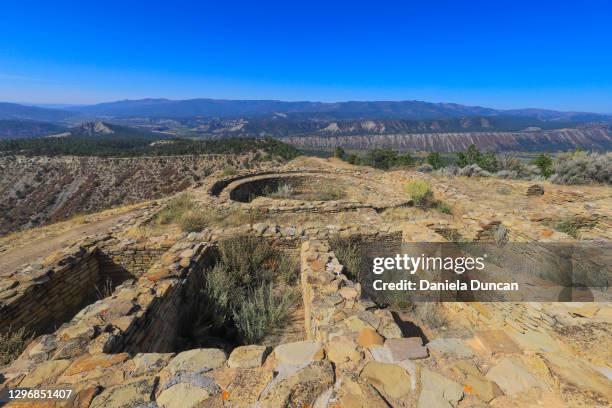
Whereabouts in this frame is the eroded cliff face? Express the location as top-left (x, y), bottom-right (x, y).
top-left (283, 126), bottom-right (612, 152)
top-left (0, 154), bottom-right (264, 235)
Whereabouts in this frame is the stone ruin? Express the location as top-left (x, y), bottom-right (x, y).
top-left (0, 162), bottom-right (610, 407)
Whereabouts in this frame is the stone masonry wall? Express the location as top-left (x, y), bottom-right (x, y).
top-left (0, 244), bottom-right (100, 336)
top-left (97, 247), bottom-right (168, 284)
top-left (300, 240), bottom-right (404, 342)
top-left (117, 243), bottom-right (215, 354)
top-left (0, 238), bottom-right (215, 389)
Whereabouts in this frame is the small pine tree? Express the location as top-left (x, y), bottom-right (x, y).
top-left (395, 153), bottom-right (415, 167)
top-left (456, 144), bottom-right (497, 172)
top-left (533, 153), bottom-right (553, 178)
top-left (334, 146), bottom-right (346, 159)
top-left (427, 151), bottom-right (443, 169)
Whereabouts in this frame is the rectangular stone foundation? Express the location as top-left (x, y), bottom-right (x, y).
top-left (0, 246), bottom-right (100, 336)
top-left (0, 238), bottom-right (169, 336)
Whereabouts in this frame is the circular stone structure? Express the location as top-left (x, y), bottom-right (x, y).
top-left (211, 170), bottom-right (411, 213)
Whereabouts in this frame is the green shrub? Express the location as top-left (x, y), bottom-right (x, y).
top-left (426, 151), bottom-right (443, 169)
top-left (180, 211), bottom-right (209, 232)
top-left (1, 327), bottom-right (33, 366)
top-left (154, 194), bottom-right (195, 225)
top-left (194, 236), bottom-right (299, 345)
top-left (346, 154), bottom-right (358, 165)
top-left (314, 186), bottom-right (345, 201)
top-left (436, 201), bottom-right (453, 215)
top-left (199, 263), bottom-right (235, 330)
top-left (218, 236), bottom-right (277, 287)
top-left (221, 166), bottom-right (237, 177)
top-left (277, 254), bottom-right (300, 285)
top-left (404, 180), bottom-right (433, 207)
top-left (232, 284), bottom-right (296, 344)
top-left (330, 237), bottom-right (363, 281)
top-left (457, 144), bottom-right (498, 172)
top-left (533, 153), bottom-right (553, 178)
top-left (334, 146), bottom-right (346, 159)
top-left (553, 218), bottom-right (578, 238)
top-left (395, 153), bottom-right (415, 167)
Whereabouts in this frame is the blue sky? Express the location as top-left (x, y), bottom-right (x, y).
top-left (0, 0), bottom-right (611, 112)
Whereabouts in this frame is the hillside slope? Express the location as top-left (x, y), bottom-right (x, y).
top-left (0, 102), bottom-right (74, 122)
top-left (0, 120), bottom-right (67, 139)
top-left (0, 154), bottom-right (262, 235)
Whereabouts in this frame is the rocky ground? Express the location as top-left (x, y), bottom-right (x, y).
top-left (0, 156), bottom-right (610, 407)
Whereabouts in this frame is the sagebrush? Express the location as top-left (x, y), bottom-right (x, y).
top-left (194, 236), bottom-right (299, 345)
top-left (330, 236), bottom-right (363, 281)
top-left (550, 151), bottom-right (611, 185)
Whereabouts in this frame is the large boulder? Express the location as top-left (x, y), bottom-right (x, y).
top-left (273, 341), bottom-right (324, 367)
top-left (356, 328), bottom-right (384, 348)
top-left (165, 348), bottom-right (227, 375)
top-left (325, 337), bottom-right (362, 364)
top-left (417, 369), bottom-right (463, 408)
top-left (485, 357), bottom-right (546, 396)
top-left (157, 383), bottom-right (214, 408)
top-left (360, 361), bottom-right (412, 399)
top-left (228, 345), bottom-right (269, 369)
top-left (90, 377), bottom-right (156, 408)
top-left (336, 374), bottom-right (391, 408)
top-left (452, 361), bottom-right (501, 402)
top-left (259, 360), bottom-right (334, 408)
top-left (385, 337), bottom-right (428, 360)
top-left (427, 338), bottom-right (474, 358)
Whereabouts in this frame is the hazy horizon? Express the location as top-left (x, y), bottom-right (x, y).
top-left (1, 1), bottom-right (611, 112)
top-left (2, 97), bottom-right (610, 115)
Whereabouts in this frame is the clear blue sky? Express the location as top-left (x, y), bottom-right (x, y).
top-left (1, 0), bottom-right (611, 112)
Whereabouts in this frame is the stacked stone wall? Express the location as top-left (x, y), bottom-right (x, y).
top-left (0, 244), bottom-right (100, 336)
top-left (300, 240), bottom-right (403, 342)
top-left (118, 244), bottom-right (215, 354)
top-left (96, 247), bottom-right (167, 283)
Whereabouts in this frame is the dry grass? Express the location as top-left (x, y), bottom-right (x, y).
top-left (267, 183), bottom-right (295, 199)
top-left (95, 278), bottom-right (115, 300)
top-left (151, 196), bottom-right (267, 233)
top-left (121, 223), bottom-right (178, 239)
top-left (0, 201), bottom-right (150, 250)
top-left (1, 327), bottom-right (34, 366)
top-left (380, 207), bottom-right (430, 223)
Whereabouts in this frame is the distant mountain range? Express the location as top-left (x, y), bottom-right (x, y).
top-left (0, 99), bottom-right (611, 152)
top-left (0, 102), bottom-right (73, 122)
top-left (1, 99), bottom-right (610, 122)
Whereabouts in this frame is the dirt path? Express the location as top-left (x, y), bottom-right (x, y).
top-left (0, 210), bottom-right (143, 277)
